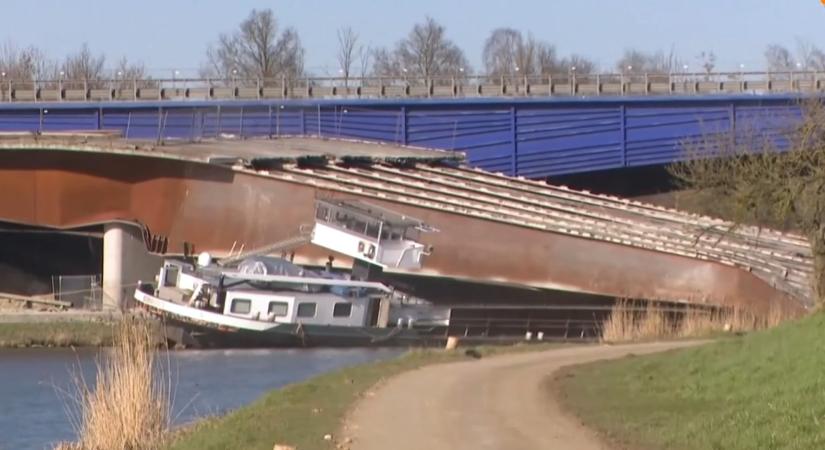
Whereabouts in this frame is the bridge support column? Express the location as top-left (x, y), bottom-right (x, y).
top-left (103, 223), bottom-right (161, 310)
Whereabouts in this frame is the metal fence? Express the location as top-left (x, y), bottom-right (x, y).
top-left (51, 274), bottom-right (102, 310)
top-left (0, 71), bottom-right (824, 102)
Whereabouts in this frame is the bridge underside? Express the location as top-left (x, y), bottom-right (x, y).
top-left (0, 135), bottom-right (811, 316)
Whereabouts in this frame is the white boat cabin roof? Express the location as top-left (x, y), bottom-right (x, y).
top-left (316, 199), bottom-right (434, 231)
top-left (164, 257), bottom-right (391, 296)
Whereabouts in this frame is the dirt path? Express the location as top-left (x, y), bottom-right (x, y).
top-left (344, 341), bottom-right (704, 450)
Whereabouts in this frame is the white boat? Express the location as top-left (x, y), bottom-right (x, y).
top-left (134, 200), bottom-right (449, 347)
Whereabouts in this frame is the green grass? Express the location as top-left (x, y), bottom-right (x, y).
top-left (0, 321), bottom-right (117, 347)
top-left (168, 343), bottom-right (560, 450)
top-left (557, 313), bottom-right (825, 450)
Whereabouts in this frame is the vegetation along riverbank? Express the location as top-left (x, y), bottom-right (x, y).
top-left (558, 313), bottom-right (819, 450)
top-left (0, 320), bottom-right (118, 348)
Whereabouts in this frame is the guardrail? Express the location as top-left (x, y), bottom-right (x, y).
top-left (0, 71), bottom-right (823, 102)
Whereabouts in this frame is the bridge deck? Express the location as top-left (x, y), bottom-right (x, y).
top-left (0, 132), bottom-right (462, 164)
top-left (0, 93), bottom-right (810, 179)
top-left (0, 135), bottom-right (812, 312)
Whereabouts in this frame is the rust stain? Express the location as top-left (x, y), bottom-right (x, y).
top-left (0, 149), bottom-right (806, 317)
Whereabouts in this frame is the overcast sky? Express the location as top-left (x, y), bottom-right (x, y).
top-left (4, 0), bottom-right (825, 76)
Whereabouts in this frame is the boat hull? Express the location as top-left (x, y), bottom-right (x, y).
top-left (134, 287), bottom-right (445, 348)
top-left (161, 318), bottom-right (444, 348)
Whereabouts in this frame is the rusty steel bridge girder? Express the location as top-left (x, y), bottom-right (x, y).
top-left (0, 138), bottom-right (810, 317)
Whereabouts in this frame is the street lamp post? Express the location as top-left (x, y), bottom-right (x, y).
top-left (59, 71), bottom-right (65, 101)
top-left (622, 66), bottom-right (632, 94)
top-left (569, 66), bottom-right (576, 94)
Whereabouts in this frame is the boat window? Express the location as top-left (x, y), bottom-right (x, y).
top-left (268, 301), bottom-right (289, 317)
top-left (163, 265), bottom-right (179, 287)
top-left (353, 219), bottom-right (368, 235)
top-left (365, 222), bottom-right (381, 239)
top-left (315, 205), bottom-right (330, 222)
top-left (333, 302), bottom-right (352, 318)
top-left (296, 302), bottom-right (316, 318)
top-left (230, 298), bottom-right (252, 314)
top-left (334, 212), bottom-right (351, 228)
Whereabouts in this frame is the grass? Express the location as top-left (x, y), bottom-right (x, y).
top-left (557, 312), bottom-right (825, 450)
top-left (0, 321), bottom-right (117, 348)
top-left (600, 301), bottom-right (785, 343)
top-left (57, 318), bottom-right (170, 450)
top-left (167, 342), bottom-right (560, 450)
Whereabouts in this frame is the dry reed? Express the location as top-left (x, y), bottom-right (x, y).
top-left (601, 300), bottom-right (788, 343)
top-left (57, 318), bottom-right (170, 450)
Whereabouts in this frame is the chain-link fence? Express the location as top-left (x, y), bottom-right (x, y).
top-left (51, 274), bottom-right (102, 310)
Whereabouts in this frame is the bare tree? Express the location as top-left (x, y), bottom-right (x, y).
top-left (359, 45), bottom-right (372, 78)
top-left (0, 41), bottom-right (54, 82)
top-left (697, 51), bottom-right (716, 74)
top-left (336, 27), bottom-right (358, 85)
top-left (616, 48), bottom-right (682, 73)
top-left (560, 54), bottom-right (596, 75)
top-left (794, 39), bottom-right (825, 71)
top-left (62, 44), bottom-right (106, 85)
top-left (112, 57), bottom-right (155, 89)
top-left (616, 49), bottom-right (649, 73)
top-left (372, 16), bottom-right (469, 79)
top-left (482, 28), bottom-right (563, 77)
top-left (536, 44), bottom-right (560, 74)
top-left (114, 57), bottom-right (149, 80)
top-left (805, 48), bottom-right (825, 72)
top-left (371, 47), bottom-right (400, 77)
top-left (483, 28), bottom-right (523, 77)
top-left (765, 44), bottom-right (794, 72)
top-left (670, 100), bottom-right (825, 304)
top-left (204, 9), bottom-right (305, 82)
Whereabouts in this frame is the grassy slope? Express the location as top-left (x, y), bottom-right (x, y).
top-left (0, 321), bottom-right (116, 347)
top-left (558, 313), bottom-right (825, 450)
top-left (168, 344), bottom-right (559, 450)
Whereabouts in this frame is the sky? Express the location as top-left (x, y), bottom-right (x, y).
top-left (3, 0), bottom-right (825, 77)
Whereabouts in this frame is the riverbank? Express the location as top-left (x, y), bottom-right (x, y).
top-left (0, 316), bottom-right (119, 347)
top-left (0, 308), bottom-right (127, 348)
top-left (167, 343), bottom-right (561, 450)
top-left (557, 314), bottom-right (817, 449)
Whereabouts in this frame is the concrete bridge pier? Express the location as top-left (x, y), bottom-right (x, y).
top-left (102, 223), bottom-right (161, 310)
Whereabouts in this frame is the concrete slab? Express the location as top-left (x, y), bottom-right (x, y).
top-left (0, 132), bottom-right (464, 166)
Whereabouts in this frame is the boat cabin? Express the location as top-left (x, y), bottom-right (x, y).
top-left (311, 199), bottom-right (436, 270)
top-left (221, 290), bottom-right (371, 327)
top-left (156, 259), bottom-right (389, 328)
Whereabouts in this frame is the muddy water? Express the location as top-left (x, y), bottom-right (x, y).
top-left (0, 347), bottom-right (401, 450)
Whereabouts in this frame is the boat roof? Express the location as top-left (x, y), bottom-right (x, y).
top-left (318, 198), bottom-right (428, 229)
top-left (220, 271), bottom-right (392, 293)
top-left (169, 258), bottom-right (391, 293)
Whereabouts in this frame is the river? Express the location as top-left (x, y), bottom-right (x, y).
top-left (0, 347), bottom-right (402, 450)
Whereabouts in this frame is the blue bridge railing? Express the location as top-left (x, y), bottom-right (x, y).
top-left (0, 94), bottom-right (806, 178)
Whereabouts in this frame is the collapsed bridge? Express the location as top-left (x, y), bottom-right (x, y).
top-left (0, 133), bottom-right (812, 326)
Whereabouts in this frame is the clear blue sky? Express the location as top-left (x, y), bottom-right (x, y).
top-left (4, 0), bottom-right (825, 76)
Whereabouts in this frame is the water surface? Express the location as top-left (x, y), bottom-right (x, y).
top-left (0, 347), bottom-right (401, 450)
